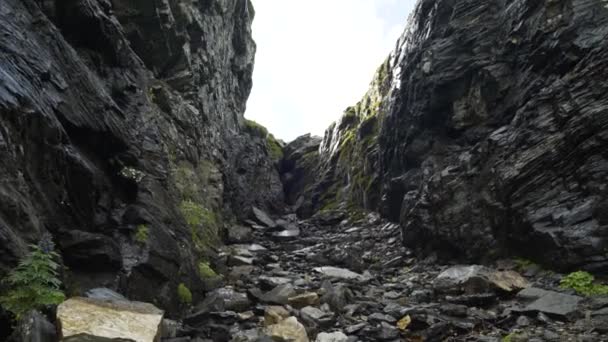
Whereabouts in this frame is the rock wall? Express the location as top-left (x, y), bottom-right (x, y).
top-left (286, 0), bottom-right (608, 272)
top-left (0, 0), bottom-right (283, 313)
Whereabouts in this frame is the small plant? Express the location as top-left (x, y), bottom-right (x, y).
top-left (244, 119), bottom-right (269, 138)
top-left (560, 271), bottom-right (608, 296)
top-left (177, 283), bottom-right (192, 304)
top-left (0, 237), bottom-right (65, 319)
top-left (502, 333), bottom-right (515, 342)
top-left (266, 134), bottom-right (283, 161)
top-left (134, 224), bottom-right (149, 244)
top-left (179, 200), bottom-right (219, 252)
top-left (198, 261), bottom-right (218, 279)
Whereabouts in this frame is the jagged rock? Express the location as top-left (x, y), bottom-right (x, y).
top-left (16, 310), bottom-right (56, 342)
top-left (320, 283), bottom-right (354, 313)
top-left (85, 288), bottom-right (126, 301)
top-left (250, 284), bottom-right (296, 305)
top-left (57, 297), bottom-right (164, 341)
top-left (314, 267), bottom-right (365, 281)
top-left (258, 276), bottom-right (292, 290)
top-left (264, 317), bottom-right (309, 342)
top-left (0, 0), bottom-right (283, 313)
top-left (315, 331), bottom-right (348, 342)
top-left (252, 207), bottom-right (277, 228)
top-left (271, 227), bottom-right (301, 241)
top-left (284, 0), bottom-right (608, 273)
top-left (227, 226), bottom-right (254, 244)
top-left (434, 265), bottom-right (528, 294)
top-left (517, 287), bottom-right (583, 318)
top-left (300, 306), bottom-right (335, 329)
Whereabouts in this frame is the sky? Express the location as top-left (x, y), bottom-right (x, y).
top-left (245, 0), bottom-right (417, 142)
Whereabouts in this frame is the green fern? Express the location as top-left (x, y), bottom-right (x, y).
top-left (0, 244), bottom-right (65, 319)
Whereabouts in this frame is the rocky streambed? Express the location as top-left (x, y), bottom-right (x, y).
top-left (43, 208), bottom-right (608, 342)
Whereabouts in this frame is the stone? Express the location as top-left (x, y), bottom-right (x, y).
top-left (434, 266), bottom-right (528, 294)
top-left (227, 226), bottom-right (253, 244)
top-left (288, 292), bottom-right (320, 309)
top-left (264, 306), bottom-right (291, 326)
top-left (252, 207), bottom-right (277, 228)
top-left (57, 297), bottom-right (164, 342)
top-left (321, 283), bottom-right (354, 312)
top-left (17, 310), bottom-right (56, 342)
top-left (367, 313), bottom-right (397, 324)
top-left (518, 288), bottom-right (583, 318)
top-left (84, 288), bottom-right (126, 301)
top-left (300, 306), bottom-right (334, 329)
top-left (252, 284), bottom-right (297, 305)
top-left (314, 267), bottom-right (365, 281)
top-left (259, 276), bottom-right (292, 290)
top-left (229, 255), bottom-right (255, 266)
top-left (213, 287), bottom-right (251, 312)
top-left (264, 317), bottom-right (309, 342)
top-left (271, 228), bottom-right (301, 241)
top-left (315, 331), bottom-right (348, 342)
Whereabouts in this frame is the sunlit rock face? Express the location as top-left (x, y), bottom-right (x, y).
top-left (287, 0), bottom-right (608, 272)
top-left (0, 0), bottom-right (282, 312)
top-left (57, 297), bottom-right (164, 342)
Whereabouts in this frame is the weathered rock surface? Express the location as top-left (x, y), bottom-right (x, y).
top-left (57, 297), bottom-right (164, 341)
top-left (0, 0), bottom-right (283, 311)
top-left (283, 0), bottom-right (608, 272)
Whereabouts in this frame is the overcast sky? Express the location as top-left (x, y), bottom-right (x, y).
top-left (245, 0), bottom-right (417, 142)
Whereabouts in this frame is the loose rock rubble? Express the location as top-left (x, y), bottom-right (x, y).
top-left (162, 209), bottom-right (608, 341)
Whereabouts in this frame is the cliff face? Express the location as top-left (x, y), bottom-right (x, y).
top-left (286, 0), bottom-right (608, 272)
top-left (0, 0), bottom-right (282, 312)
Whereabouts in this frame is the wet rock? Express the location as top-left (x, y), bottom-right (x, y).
top-left (252, 207), bottom-right (277, 228)
top-left (84, 288), bottom-right (126, 301)
top-left (227, 226), bottom-right (254, 244)
top-left (258, 276), bottom-right (292, 290)
top-left (251, 284), bottom-right (297, 305)
top-left (16, 310), bottom-right (56, 342)
top-left (229, 255), bottom-right (255, 266)
top-left (271, 228), bottom-right (301, 241)
top-left (368, 312), bottom-right (397, 324)
top-left (264, 316), bottom-right (309, 342)
top-left (517, 288), bottom-right (582, 318)
top-left (315, 331), bottom-right (348, 342)
top-left (376, 322), bottom-right (399, 340)
top-left (57, 297), bottom-right (163, 341)
top-left (320, 283), bottom-right (354, 312)
top-left (213, 288), bottom-right (251, 312)
top-left (314, 267), bottom-right (365, 281)
top-left (434, 266), bottom-right (528, 294)
top-left (300, 306), bottom-right (335, 329)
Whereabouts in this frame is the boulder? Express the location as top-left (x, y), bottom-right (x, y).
top-left (252, 207), bottom-right (277, 228)
top-left (313, 267), bottom-right (365, 281)
top-left (434, 265), bottom-right (528, 294)
top-left (57, 297), bottom-right (163, 342)
top-left (517, 287), bottom-right (583, 318)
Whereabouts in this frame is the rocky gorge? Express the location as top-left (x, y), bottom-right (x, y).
top-left (1, 0), bottom-right (608, 341)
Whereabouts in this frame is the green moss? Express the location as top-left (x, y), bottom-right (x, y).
top-left (134, 224), bottom-right (149, 244)
top-left (179, 200), bottom-right (220, 252)
top-left (266, 134), bottom-right (284, 161)
top-left (177, 283), bottom-right (192, 304)
top-left (244, 119), bottom-right (269, 138)
top-left (198, 261), bottom-right (218, 279)
top-left (560, 271), bottom-right (608, 296)
top-left (502, 333), bottom-right (515, 342)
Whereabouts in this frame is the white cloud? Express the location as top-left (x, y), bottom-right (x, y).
top-left (245, 0), bottom-right (416, 141)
